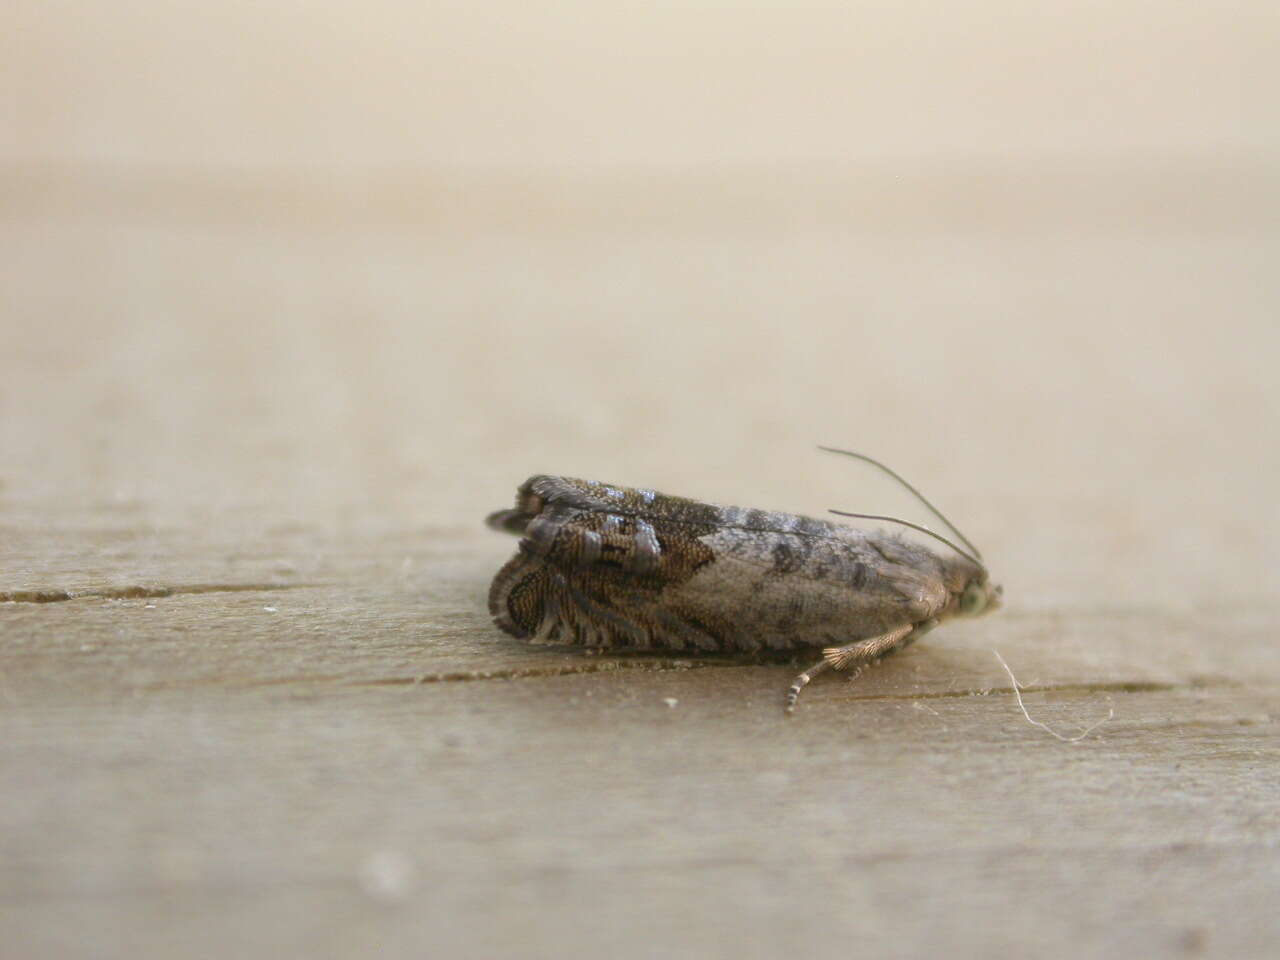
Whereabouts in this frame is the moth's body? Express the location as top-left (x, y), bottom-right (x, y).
top-left (487, 474), bottom-right (1000, 711)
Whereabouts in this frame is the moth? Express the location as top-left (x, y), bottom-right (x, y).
top-left (486, 448), bottom-right (1001, 712)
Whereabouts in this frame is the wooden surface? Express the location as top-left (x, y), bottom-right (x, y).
top-left (4, 4), bottom-right (1280, 958)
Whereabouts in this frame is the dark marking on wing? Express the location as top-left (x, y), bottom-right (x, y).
top-left (849, 560), bottom-right (868, 589)
top-left (770, 538), bottom-right (806, 575)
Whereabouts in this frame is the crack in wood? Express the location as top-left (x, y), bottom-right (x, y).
top-left (341, 667), bottom-right (1189, 702)
top-left (128, 661), bottom-right (1255, 704)
top-left (0, 583), bottom-right (309, 604)
top-left (361, 658), bottom-right (710, 685)
top-left (847, 679), bottom-right (1179, 701)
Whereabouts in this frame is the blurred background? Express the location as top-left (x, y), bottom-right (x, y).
top-left (3, 0), bottom-right (1279, 607)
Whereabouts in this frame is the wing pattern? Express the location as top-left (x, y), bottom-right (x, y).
top-left (486, 476), bottom-right (954, 654)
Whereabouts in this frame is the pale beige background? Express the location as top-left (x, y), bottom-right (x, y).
top-left (3, 2), bottom-right (1279, 958)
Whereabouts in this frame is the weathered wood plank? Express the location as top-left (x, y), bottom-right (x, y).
top-left (2, 676), bottom-right (1276, 959)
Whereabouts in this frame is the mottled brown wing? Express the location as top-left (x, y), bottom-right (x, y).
top-left (486, 475), bottom-right (725, 534)
top-left (659, 526), bottom-right (950, 650)
top-left (487, 504), bottom-right (734, 652)
top-left (486, 475), bottom-right (954, 655)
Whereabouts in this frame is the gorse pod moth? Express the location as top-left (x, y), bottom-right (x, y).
top-left (486, 448), bottom-right (1001, 712)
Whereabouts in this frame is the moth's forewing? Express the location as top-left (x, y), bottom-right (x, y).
top-left (662, 526), bottom-right (950, 650)
top-left (488, 477), bottom-right (957, 654)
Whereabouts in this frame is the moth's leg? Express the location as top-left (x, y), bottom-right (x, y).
top-left (785, 658), bottom-right (832, 714)
top-left (821, 623), bottom-right (916, 672)
top-left (785, 623), bottom-right (925, 713)
top-left (785, 624), bottom-right (916, 713)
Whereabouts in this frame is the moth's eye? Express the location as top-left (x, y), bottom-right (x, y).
top-left (959, 582), bottom-right (987, 615)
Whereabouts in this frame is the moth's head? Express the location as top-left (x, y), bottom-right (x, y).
top-left (957, 574), bottom-right (1002, 618)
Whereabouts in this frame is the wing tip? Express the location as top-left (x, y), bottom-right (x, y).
top-left (486, 508), bottom-right (528, 535)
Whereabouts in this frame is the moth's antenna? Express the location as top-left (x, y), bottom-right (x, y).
top-left (818, 446), bottom-right (983, 561)
top-left (828, 510), bottom-right (985, 571)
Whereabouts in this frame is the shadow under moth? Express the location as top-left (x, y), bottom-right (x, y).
top-left (486, 448), bottom-right (1001, 712)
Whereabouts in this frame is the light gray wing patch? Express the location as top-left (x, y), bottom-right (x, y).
top-left (630, 519), bottom-right (662, 574)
